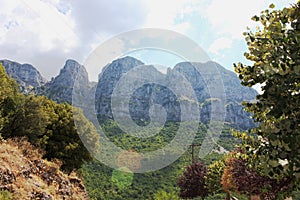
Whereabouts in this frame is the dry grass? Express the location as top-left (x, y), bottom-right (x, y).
top-left (0, 138), bottom-right (89, 200)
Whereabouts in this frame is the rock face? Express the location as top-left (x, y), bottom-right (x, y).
top-left (95, 56), bottom-right (144, 121)
top-left (0, 60), bottom-right (46, 94)
top-left (39, 59), bottom-right (89, 104)
top-left (173, 61), bottom-right (257, 129)
top-left (1, 57), bottom-right (257, 130)
top-left (95, 57), bottom-right (257, 130)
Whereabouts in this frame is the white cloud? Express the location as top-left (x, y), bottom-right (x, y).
top-left (204, 0), bottom-right (265, 39)
top-left (0, 0), bottom-right (147, 79)
top-left (143, 0), bottom-right (201, 33)
top-left (0, 0), bottom-right (296, 80)
top-left (204, 0), bottom-right (295, 40)
top-left (2, 0), bottom-right (78, 51)
top-left (0, 0), bottom-right (79, 78)
top-left (208, 37), bottom-right (232, 54)
top-left (65, 0), bottom-right (146, 40)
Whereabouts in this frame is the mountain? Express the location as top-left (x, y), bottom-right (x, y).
top-left (95, 56), bottom-right (257, 130)
top-left (95, 56), bottom-right (144, 120)
top-left (37, 59), bottom-right (90, 104)
top-left (0, 57), bottom-right (257, 130)
top-left (173, 61), bottom-right (257, 129)
top-left (0, 60), bottom-right (46, 94)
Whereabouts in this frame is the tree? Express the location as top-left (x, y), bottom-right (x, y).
top-left (221, 150), bottom-right (293, 200)
top-left (1, 95), bottom-right (55, 146)
top-left (0, 65), bottom-right (99, 172)
top-left (0, 64), bottom-right (18, 105)
top-left (154, 190), bottom-right (179, 200)
top-left (177, 162), bottom-right (208, 200)
top-left (206, 158), bottom-right (226, 195)
top-left (0, 64), bottom-right (19, 135)
top-left (2, 94), bottom-right (99, 173)
top-left (44, 102), bottom-right (99, 173)
top-left (234, 1), bottom-right (300, 193)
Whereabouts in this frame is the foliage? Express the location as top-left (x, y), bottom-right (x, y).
top-left (0, 64), bottom-right (99, 173)
top-left (234, 1), bottom-right (300, 194)
top-left (82, 119), bottom-right (238, 199)
top-left (206, 157), bottom-right (226, 195)
top-left (82, 159), bottom-right (183, 200)
top-left (221, 150), bottom-right (294, 200)
top-left (0, 64), bottom-right (19, 104)
top-left (178, 162), bottom-right (208, 200)
top-left (44, 103), bottom-right (99, 173)
top-left (0, 190), bottom-right (13, 200)
top-left (0, 64), bottom-right (19, 134)
top-left (1, 95), bottom-right (54, 146)
top-left (154, 190), bottom-right (179, 200)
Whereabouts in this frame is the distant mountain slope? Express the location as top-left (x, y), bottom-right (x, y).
top-left (95, 56), bottom-right (144, 120)
top-left (37, 59), bottom-right (90, 103)
top-left (173, 61), bottom-right (257, 129)
top-left (1, 57), bottom-right (257, 130)
top-left (0, 60), bottom-right (46, 94)
top-left (95, 56), bottom-right (257, 130)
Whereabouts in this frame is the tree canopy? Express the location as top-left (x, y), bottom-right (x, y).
top-left (0, 63), bottom-right (19, 134)
top-left (0, 64), bottom-right (99, 173)
top-left (234, 1), bottom-right (300, 195)
top-left (177, 162), bottom-right (208, 200)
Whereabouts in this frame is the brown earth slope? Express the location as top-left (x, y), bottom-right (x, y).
top-left (0, 138), bottom-right (89, 200)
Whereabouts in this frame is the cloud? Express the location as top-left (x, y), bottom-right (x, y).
top-left (66, 0), bottom-right (146, 40)
top-left (204, 0), bottom-right (265, 39)
top-left (0, 0), bottom-right (147, 79)
top-left (208, 37), bottom-right (233, 54)
top-left (0, 0), bottom-right (295, 80)
top-left (143, 0), bottom-right (201, 33)
top-left (203, 0), bottom-right (295, 40)
top-left (0, 0), bottom-right (79, 78)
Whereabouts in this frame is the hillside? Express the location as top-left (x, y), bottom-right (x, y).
top-left (0, 57), bottom-right (258, 199)
top-left (0, 138), bottom-right (88, 200)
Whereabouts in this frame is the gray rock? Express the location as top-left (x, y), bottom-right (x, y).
top-left (1, 56), bottom-right (258, 130)
top-left (94, 57), bottom-right (257, 130)
top-left (0, 60), bottom-right (46, 94)
top-left (95, 56), bottom-right (144, 121)
top-left (40, 59), bottom-right (89, 104)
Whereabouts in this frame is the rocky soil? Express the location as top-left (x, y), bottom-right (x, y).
top-left (0, 138), bottom-right (89, 200)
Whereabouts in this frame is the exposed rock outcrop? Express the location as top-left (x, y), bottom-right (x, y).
top-left (1, 57), bottom-right (258, 130)
top-left (0, 60), bottom-right (46, 94)
top-left (94, 57), bottom-right (257, 130)
top-left (39, 59), bottom-right (89, 104)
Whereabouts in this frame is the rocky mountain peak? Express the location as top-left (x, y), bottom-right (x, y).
top-left (100, 56), bottom-right (144, 76)
top-left (55, 59), bottom-right (89, 86)
top-left (0, 59), bottom-right (46, 93)
top-left (95, 56), bottom-right (145, 120)
top-left (94, 58), bottom-right (258, 129)
top-left (38, 60), bottom-right (89, 104)
top-left (0, 57), bottom-right (258, 130)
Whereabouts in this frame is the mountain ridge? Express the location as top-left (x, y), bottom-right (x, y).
top-left (0, 59), bottom-right (47, 94)
top-left (0, 57), bottom-right (257, 130)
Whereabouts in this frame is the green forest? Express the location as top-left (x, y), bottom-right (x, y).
top-left (0, 2), bottom-right (300, 200)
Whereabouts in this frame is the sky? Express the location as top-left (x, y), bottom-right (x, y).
top-left (0, 0), bottom-right (296, 82)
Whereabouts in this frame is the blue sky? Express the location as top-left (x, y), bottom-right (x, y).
top-left (0, 0), bottom-right (296, 81)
